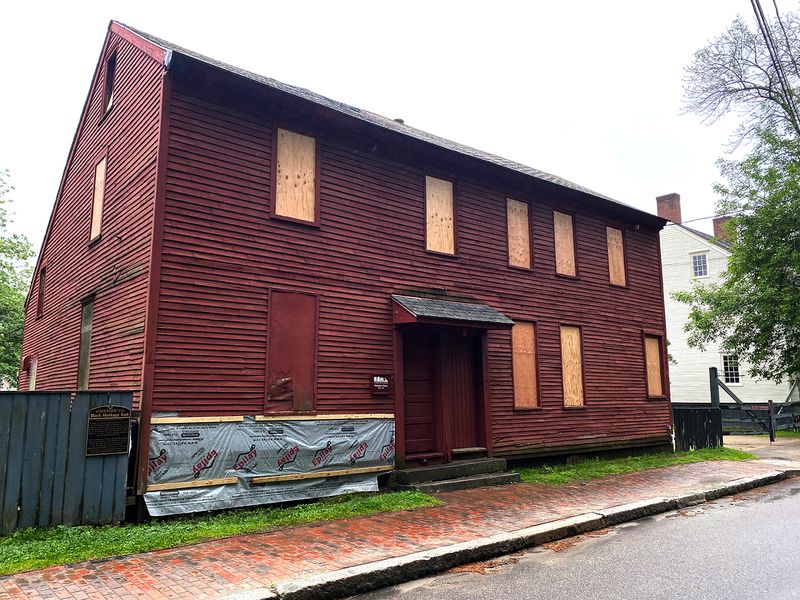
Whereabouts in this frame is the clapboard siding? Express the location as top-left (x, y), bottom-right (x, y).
top-left (19, 32), bottom-right (163, 401)
top-left (152, 88), bottom-right (671, 453)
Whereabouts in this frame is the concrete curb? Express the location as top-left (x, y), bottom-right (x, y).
top-left (220, 468), bottom-right (795, 600)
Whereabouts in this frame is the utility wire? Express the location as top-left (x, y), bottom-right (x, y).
top-left (751, 0), bottom-right (800, 132)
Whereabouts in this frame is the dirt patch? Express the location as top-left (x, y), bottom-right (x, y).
top-left (447, 553), bottom-right (522, 574)
top-left (541, 528), bottom-right (612, 552)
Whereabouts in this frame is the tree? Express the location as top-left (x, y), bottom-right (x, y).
top-left (0, 170), bottom-right (34, 388)
top-left (678, 6), bottom-right (800, 384)
top-left (683, 11), bottom-right (800, 146)
top-left (673, 131), bottom-right (800, 383)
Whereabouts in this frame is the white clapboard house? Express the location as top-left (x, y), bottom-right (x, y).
top-left (657, 193), bottom-right (791, 404)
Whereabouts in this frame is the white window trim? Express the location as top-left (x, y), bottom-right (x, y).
top-left (720, 353), bottom-right (743, 387)
top-left (690, 252), bottom-right (710, 279)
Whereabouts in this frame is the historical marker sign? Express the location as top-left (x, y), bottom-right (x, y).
top-left (86, 405), bottom-right (131, 456)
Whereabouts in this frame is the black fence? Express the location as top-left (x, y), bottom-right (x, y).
top-left (0, 391), bottom-right (133, 534)
top-left (673, 406), bottom-right (723, 451)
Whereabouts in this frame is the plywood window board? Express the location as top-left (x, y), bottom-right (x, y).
top-left (90, 156), bottom-right (106, 241)
top-left (275, 128), bottom-right (317, 224)
top-left (644, 335), bottom-right (664, 396)
top-left (606, 227), bottom-right (626, 286)
top-left (560, 325), bottom-right (584, 406)
top-left (425, 176), bottom-right (455, 254)
top-left (512, 321), bottom-right (538, 408)
top-left (507, 198), bottom-right (531, 268)
top-left (77, 301), bottom-right (94, 391)
top-left (553, 211), bottom-right (576, 276)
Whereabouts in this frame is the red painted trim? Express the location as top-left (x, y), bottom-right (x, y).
top-left (110, 22), bottom-right (168, 63)
top-left (136, 69), bottom-right (172, 495)
top-left (481, 332), bottom-right (493, 456)
top-left (393, 327), bottom-right (405, 467)
top-left (269, 125), bottom-right (321, 227)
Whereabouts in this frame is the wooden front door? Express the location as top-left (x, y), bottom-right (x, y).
top-left (441, 332), bottom-right (481, 451)
top-left (402, 330), bottom-right (438, 455)
top-left (402, 328), bottom-right (483, 462)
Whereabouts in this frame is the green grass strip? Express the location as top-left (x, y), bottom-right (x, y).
top-left (514, 447), bottom-right (755, 485)
top-left (776, 430), bottom-right (800, 438)
top-left (0, 491), bottom-right (439, 576)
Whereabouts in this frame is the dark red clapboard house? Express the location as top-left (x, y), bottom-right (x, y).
top-left (20, 22), bottom-right (673, 498)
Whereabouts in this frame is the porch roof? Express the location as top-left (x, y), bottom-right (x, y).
top-left (391, 295), bottom-right (514, 329)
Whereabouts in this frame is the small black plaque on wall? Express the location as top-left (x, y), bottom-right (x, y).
top-left (370, 374), bottom-right (393, 396)
top-left (86, 405), bottom-right (131, 456)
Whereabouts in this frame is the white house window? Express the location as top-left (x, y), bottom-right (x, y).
top-left (692, 253), bottom-right (708, 277)
top-left (722, 354), bottom-right (741, 384)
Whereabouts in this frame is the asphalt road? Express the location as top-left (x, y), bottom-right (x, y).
top-left (353, 478), bottom-right (800, 600)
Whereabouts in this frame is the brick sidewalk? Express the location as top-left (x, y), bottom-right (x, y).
top-left (0, 461), bottom-right (783, 599)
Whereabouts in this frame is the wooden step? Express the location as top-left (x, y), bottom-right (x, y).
top-left (394, 457), bottom-right (507, 484)
top-left (394, 471), bottom-right (521, 494)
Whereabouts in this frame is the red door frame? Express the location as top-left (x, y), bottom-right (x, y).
top-left (393, 325), bottom-right (493, 465)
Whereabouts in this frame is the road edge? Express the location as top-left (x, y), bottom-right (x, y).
top-left (227, 468), bottom-right (793, 600)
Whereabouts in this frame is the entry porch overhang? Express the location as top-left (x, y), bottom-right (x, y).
top-left (391, 295), bottom-right (514, 330)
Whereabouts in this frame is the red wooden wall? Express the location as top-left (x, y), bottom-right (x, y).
top-left (19, 31), bottom-right (164, 400)
top-left (151, 76), bottom-right (672, 455)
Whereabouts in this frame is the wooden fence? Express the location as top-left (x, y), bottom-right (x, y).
top-left (672, 406), bottom-right (723, 451)
top-left (0, 391), bottom-right (132, 534)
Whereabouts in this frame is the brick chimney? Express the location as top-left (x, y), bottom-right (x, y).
top-left (656, 193), bottom-right (682, 224)
top-left (713, 216), bottom-right (732, 241)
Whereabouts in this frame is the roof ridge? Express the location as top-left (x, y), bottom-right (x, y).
top-left (113, 21), bottom-right (663, 224)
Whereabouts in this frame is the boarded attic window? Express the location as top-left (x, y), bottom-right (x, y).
top-left (606, 226), bottom-right (626, 286)
top-left (553, 211), bottom-right (576, 276)
top-left (274, 128), bottom-right (318, 224)
top-left (425, 176), bottom-right (455, 254)
top-left (103, 51), bottom-right (117, 113)
top-left (507, 198), bottom-right (531, 268)
top-left (36, 266), bottom-right (46, 318)
top-left (77, 300), bottom-right (94, 390)
top-left (512, 321), bottom-right (538, 408)
top-left (560, 325), bottom-right (584, 406)
top-left (90, 156), bottom-right (107, 241)
top-left (28, 357), bottom-right (38, 391)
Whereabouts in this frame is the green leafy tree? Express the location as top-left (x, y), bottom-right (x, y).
top-left (678, 8), bottom-right (800, 384)
top-left (674, 131), bottom-right (800, 383)
top-left (0, 170), bottom-right (35, 388)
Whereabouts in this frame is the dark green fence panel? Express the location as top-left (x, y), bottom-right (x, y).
top-left (673, 406), bottom-right (723, 451)
top-left (0, 391), bottom-right (132, 535)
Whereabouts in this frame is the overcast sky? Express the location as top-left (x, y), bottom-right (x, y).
top-left (1, 1), bottom-right (759, 251)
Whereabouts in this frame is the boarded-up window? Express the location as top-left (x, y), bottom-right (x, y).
top-left (507, 199), bottom-right (531, 268)
top-left (553, 211), bottom-right (576, 276)
top-left (644, 335), bottom-right (664, 396)
top-left (36, 267), bottom-right (46, 318)
top-left (103, 51), bottom-right (117, 113)
top-left (267, 291), bottom-right (317, 412)
top-left (512, 321), bottom-right (538, 408)
top-left (275, 128), bottom-right (317, 223)
top-left (425, 176), bottom-right (455, 254)
top-left (560, 325), bottom-right (584, 406)
top-left (90, 156), bottom-right (106, 241)
top-left (28, 357), bottom-right (38, 391)
top-left (77, 301), bottom-right (94, 391)
top-left (606, 227), bottom-right (626, 286)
